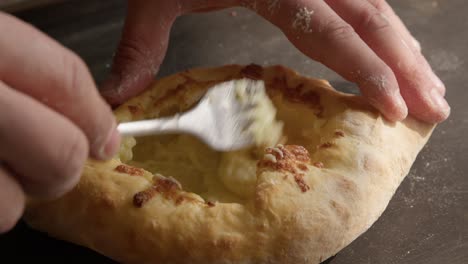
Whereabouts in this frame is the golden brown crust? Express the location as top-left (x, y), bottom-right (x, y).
top-left (24, 64), bottom-right (434, 264)
top-left (114, 164), bottom-right (144, 176)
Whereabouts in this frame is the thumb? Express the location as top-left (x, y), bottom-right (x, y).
top-left (100, 1), bottom-right (180, 106)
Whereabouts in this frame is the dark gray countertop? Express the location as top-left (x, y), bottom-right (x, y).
top-left (0, 0), bottom-right (466, 263)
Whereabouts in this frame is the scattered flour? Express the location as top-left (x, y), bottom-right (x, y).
top-left (292, 6), bottom-right (314, 33)
top-left (365, 75), bottom-right (389, 92)
top-left (430, 50), bottom-right (463, 71)
top-left (268, 0), bottom-right (280, 14)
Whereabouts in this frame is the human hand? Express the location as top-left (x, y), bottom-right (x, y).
top-left (0, 13), bottom-right (121, 233)
top-left (101, 0), bottom-right (449, 123)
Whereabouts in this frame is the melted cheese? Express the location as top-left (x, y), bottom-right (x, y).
top-left (235, 79), bottom-right (284, 147)
top-left (118, 82), bottom-right (288, 202)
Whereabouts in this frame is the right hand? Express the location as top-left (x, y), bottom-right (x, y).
top-left (101, 0), bottom-right (450, 123)
top-left (0, 13), bottom-right (121, 233)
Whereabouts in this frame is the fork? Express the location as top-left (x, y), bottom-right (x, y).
top-left (117, 79), bottom-right (265, 151)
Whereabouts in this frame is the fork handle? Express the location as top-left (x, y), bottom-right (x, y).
top-left (117, 116), bottom-right (182, 137)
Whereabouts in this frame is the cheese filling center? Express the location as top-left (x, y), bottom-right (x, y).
top-left (118, 82), bottom-right (322, 203)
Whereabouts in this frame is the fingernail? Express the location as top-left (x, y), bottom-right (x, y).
top-left (411, 37), bottom-right (421, 52)
top-left (429, 88), bottom-right (450, 117)
top-left (394, 93), bottom-right (408, 120)
top-left (98, 127), bottom-right (121, 160)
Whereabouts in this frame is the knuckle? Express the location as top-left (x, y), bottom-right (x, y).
top-left (404, 60), bottom-right (424, 79)
top-left (368, 0), bottom-right (391, 13)
top-left (358, 11), bottom-right (391, 33)
top-left (320, 19), bottom-right (357, 42)
top-left (114, 37), bottom-right (153, 70)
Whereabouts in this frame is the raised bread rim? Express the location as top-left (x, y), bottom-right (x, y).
top-left (24, 64), bottom-right (435, 264)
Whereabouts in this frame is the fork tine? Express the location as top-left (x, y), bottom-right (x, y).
top-left (117, 78), bottom-right (279, 152)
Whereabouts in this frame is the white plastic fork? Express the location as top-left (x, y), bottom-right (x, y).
top-left (117, 79), bottom-right (265, 152)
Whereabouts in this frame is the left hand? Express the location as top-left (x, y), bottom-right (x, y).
top-left (100, 0), bottom-right (450, 124)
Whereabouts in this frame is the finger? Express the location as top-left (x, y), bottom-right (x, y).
top-left (0, 165), bottom-right (25, 234)
top-left (0, 12), bottom-right (120, 159)
top-left (365, 0), bottom-right (445, 95)
top-left (178, 0), bottom-right (236, 12)
top-left (100, 1), bottom-right (179, 106)
top-left (251, 0), bottom-right (407, 121)
top-left (367, 0), bottom-right (421, 52)
top-left (0, 81), bottom-right (87, 199)
top-left (324, 0), bottom-right (449, 122)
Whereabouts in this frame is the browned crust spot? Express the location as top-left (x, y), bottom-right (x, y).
top-left (150, 73), bottom-right (222, 116)
top-left (127, 105), bottom-right (141, 115)
top-left (330, 200), bottom-right (350, 223)
top-left (175, 196), bottom-right (185, 205)
top-left (258, 145), bottom-right (310, 170)
top-left (288, 146), bottom-right (310, 162)
top-left (334, 130), bottom-right (345, 137)
top-left (336, 177), bottom-right (356, 194)
top-left (240, 64), bottom-right (263, 80)
top-left (133, 178), bottom-right (182, 208)
top-left (213, 238), bottom-right (236, 250)
top-left (157, 177), bottom-right (181, 191)
top-left (206, 201), bottom-right (216, 207)
top-left (152, 83), bottom-right (187, 108)
top-left (318, 142), bottom-right (333, 149)
top-left (270, 75), bottom-right (324, 117)
top-left (313, 162), bottom-right (324, 168)
top-left (288, 84), bottom-right (320, 106)
top-left (294, 174), bottom-right (310, 192)
top-left (297, 163), bottom-right (308, 171)
top-left (258, 145), bottom-right (311, 192)
top-left (114, 164), bottom-right (144, 176)
top-left (133, 187), bottom-right (158, 208)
